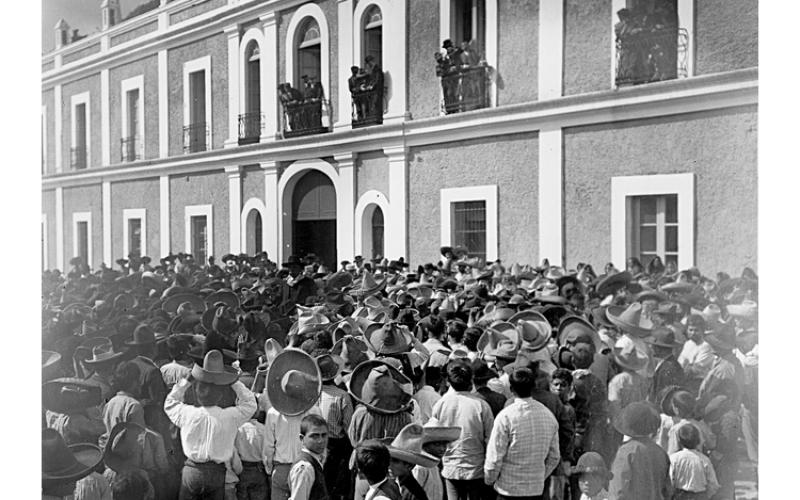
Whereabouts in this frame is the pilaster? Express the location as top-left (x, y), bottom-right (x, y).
top-left (384, 145), bottom-right (408, 260)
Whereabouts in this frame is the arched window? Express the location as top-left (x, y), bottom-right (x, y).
top-left (363, 6), bottom-right (383, 68)
top-left (245, 42), bottom-right (261, 115)
top-left (371, 206), bottom-right (384, 259)
top-left (296, 18), bottom-right (322, 87)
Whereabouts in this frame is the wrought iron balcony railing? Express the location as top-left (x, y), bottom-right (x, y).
top-left (280, 99), bottom-right (331, 139)
top-left (440, 65), bottom-right (491, 115)
top-left (238, 113), bottom-right (264, 145)
top-left (615, 28), bottom-right (689, 86)
top-left (351, 86), bottom-right (384, 128)
top-left (120, 136), bottom-right (142, 162)
top-left (183, 123), bottom-right (209, 153)
top-left (70, 145), bottom-right (87, 170)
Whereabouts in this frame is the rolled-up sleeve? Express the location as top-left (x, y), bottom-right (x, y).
top-left (164, 379), bottom-right (192, 428)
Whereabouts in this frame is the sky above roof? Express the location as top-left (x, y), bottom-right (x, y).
top-left (42, 0), bottom-right (141, 52)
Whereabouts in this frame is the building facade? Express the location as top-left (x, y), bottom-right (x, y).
top-left (41, 0), bottom-right (758, 274)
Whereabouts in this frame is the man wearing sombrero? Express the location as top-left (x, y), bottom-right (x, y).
top-left (164, 349), bottom-right (257, 500)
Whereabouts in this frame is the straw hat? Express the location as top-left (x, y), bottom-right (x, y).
top-left (331, 335), bottom-right (371, 372)
top-left (351, 271), bottom-right (387, 297)
top-left (571, 451), bottom-right (612, 479)
top-left (477, 322), bottom-right (519, 356)
top-left (385, 424), bottom-right (439, 467)
top-left (82, 342), bottom-right (126, 367)
top-left (595, 271), bottom-right (632, 297)
top-left (364, 322), bottom-right (414, 355)
top-left (611, 343), bottom-right (649, 372)
top-left (606, 302), bottom-right (654, 338)
top-left (42, 429), bottom-right (102, 488)
top-left (516, 319), bottom-right (550, 352)
top-left (316, 353), bottom-right (344, 382)
top-left (267, 349), bottom-right (322, 416)
top-left (103, 422), bottom-right (146, 473)
top-left (161, 293), bottom-right (205, 315)
top-left (43, 377), bottom-right (103, 414)
top-left (191, 350), bottom-right (239, 386)
top-left (348, 359), bottom-right (413, 415)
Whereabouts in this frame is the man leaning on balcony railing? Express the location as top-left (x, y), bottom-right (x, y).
top-left (615, 5), bottom-right (679, 85)
top-left (435, 39), bottom-right (488, 114)
top-left (349, 56), bottom-right (384, 124)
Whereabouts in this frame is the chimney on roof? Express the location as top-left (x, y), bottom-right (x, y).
top-left (101, 0), bottom-right (122, 30)
top-left (54, 19), bottom-right (70, 49)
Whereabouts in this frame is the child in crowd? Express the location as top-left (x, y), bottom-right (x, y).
top-left (669, 424), bottom-right (720, 500)
top-left (235, 409), bottom-right (269, 500)
top-left (571, 452), bottom-right (611, 500)
top-left (355, 440), bottom-right (401, 500)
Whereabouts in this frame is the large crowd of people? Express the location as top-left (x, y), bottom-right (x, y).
top-left (42, 247), bottom-right (758, 500)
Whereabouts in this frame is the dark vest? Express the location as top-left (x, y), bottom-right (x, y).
top-left (297, 451), bottom-right (329, 500)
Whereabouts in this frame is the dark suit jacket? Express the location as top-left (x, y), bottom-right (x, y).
top-left (650, 355), bottom-right (685, 403)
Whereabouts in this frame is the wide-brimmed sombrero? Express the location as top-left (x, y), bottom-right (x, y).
top-left (191, 349), bottom-right (239, 386)
top-left (606, 302), bottom-right (654, 338)
top-left (348, 359), bottom-right (413, 415)
top-left (267, 349), bottom-right (322, 416)
top-left (42, 429), bottom-right (103, 488)
top-left (383, 423), bottom-right (439, 467)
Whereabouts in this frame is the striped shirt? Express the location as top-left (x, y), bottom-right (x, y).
top-left (348, 404), bottom-right (412, 468)
top-left (318, 384), bottom-right (354, 439)
top-left (484, 397), bottom-right (560, 497)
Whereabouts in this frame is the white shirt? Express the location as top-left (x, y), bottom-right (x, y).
top-left (288, 448), bottom-right (325, 500)
top-left (413, 386), bottom-right (442, 423)
top-left (164, 379), bottom-right (256, 464)
top-left (669, 448), bottom-right (720, 496)
top-left (678, 340), bottom-right (715, 379)
top-left (263, 406), bottom-right (322, 473)
top-left (365, 478), bottom-right (392, 500)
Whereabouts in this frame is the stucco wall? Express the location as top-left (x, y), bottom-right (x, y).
top-left (407, 0), bottom-right (442, 120)
top-left (167, 32), bottom-right (229, 156)
top-left (62, 184), bottom-right (103, 269)
top-left (42, 190), bottom-right (57, 270)
top-left (408, 132), bottom-right (539, 266)
top-left (110, 20), bottom-right (159, 47)
top-left (170, 171), bottom-right (229, 260)
top-left (277, 0), bottom-right (339, 124)
top-left (563, 0), bottom-right (612, 96)
top-left (62, 42), bottom-right (101, 65)
top-left (170, 0), bottom-right (226, 25)
top-left (695, 0), bottom-right (758, 76)
top-left (563, 106), bottom-right (757, 273)
top-left (496, 0), bottom-right (538, 105)
top-left (242, 165), bottom-right (266, 205)
top-left (110, 178), bottom-right (161, 260)
top-left (109, 54), bottom-right (160, 163)
top-left (356, 151), bottom-right (389, 199)
top-left (62, 74), bottom-right (102, 169)
top-left (42, 89), bottom-right (55, 175)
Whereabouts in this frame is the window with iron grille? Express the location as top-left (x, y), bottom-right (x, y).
top-left (452, 200), bottom-right (486, 262)
top-left (191, 215), bottom-right (208, 264)
top-left (627, 194), bottom-right (678, 268)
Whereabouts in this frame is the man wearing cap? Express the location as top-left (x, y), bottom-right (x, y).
top-left (164, 350), bottom-right (257, 500)
top-left (264, 350), bottom-right (324, 500)
top-left (429, 360), bottom-right (494, 500)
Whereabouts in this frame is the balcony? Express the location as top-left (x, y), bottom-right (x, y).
top-left (615, 28), bottom-right (689, 86)
top-left (120, 136), bottom-right (142, 163)
top-left (351, 86), bottom-right (384, 129)
top-left (70, 146), bottom-right (87, 170)
top-left (183, 123), bottom-right (209, 153)
top-left (238, 113), bottom-right (264, 145)
top-left (280, 99), bottom-right (331, 139)
top-left (440, 65), bottom-right (491, 115)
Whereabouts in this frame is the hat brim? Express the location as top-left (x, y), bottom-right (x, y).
top-left (267, 350), bottom-right (322, 416)
top-left (191, 363), bottom-right (239, 386)
top-left (611, 350), bottom-right (649, 372)
top-left (82, 351), bottom-right (126, 367)
top-left (421, 426), bottom-right (461, 443)
top-left (387, 447), bottom-right (439, 468)
top-left (43, 443), bottom-right (103, 484)
top-left (348, 359), bottom-right (413, 415)
top-left (606, 307), bottom-right (652, 338)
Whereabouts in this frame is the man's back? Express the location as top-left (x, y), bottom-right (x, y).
top-left (484, 397), bottom-right (559, 497)
top-left (609, 437), bottom-right (672, 500)
top-left (430, 391), bottom-right (494, 480)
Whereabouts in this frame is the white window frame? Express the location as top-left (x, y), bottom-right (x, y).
top-left (440, 185), bottom-right (498, 262)
top-left (184, 204), bottom-right (214, 261)
top-left (121, 75), bottom-right (145, 158)
top-left (42, 213), bottom-right (49, 270)
top-left (70, 92), bottom-right (91, 168)
top-left (611, 173), bottom-right (694, 271)
top-left (42, 105), bottom-right (47, 174)
top-left (610, 0), bottom-right (695, 87)
top-left (72, 211), bottom-right (93, 267)
top-left (123, 208), bottom-right (147, 259)
top-left (182, 56), bottom-right (213, 148)
top-left (239, 28), bottom-right (266, 118)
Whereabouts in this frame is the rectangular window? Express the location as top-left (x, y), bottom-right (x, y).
top-left (453, 0), bottom-right (486, 56)
top-left (128, 218), bottom-right (142, 258)
top-left (187, 70), bottom-right (207, 152)
top-left (628, 194), bottom-right (679, 268)
top-left (124, 88), bottom-right (141, 161)
top-left (191, 215), bottom-right (208, 264)
top-left (76, 221), bottom-right (89, 263)
top-left (452, 200), bottom-right (487, 263)
top-left (74, 103), bottom-right (87, 169)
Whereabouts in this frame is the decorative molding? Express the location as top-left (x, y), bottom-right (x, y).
top-left (159, 175), bottom-right (170, 257)
top-left (285, 3), bottom-right (330, 106)
top-left (121, 74), bottom-right (146, 159)
top-left (182, 55), bottom-right (213, 147)
top-left (42, 70), bottom-right (758, 189)
top-left (610, 173), bottom-right (695, 270)
top-left (440, 185), bottom-right (498, 262)
top-left (70, 91), bottom-right (91, 168)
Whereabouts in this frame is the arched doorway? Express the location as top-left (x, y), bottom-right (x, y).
top-left (244, 208), bottom-right (263, 255)
top-left (291, 170), bottom-right (337, 267)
